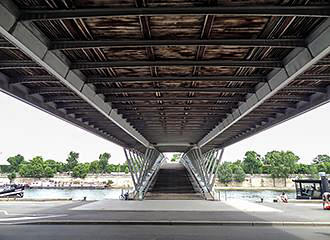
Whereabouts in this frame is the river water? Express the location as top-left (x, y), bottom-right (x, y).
top-left (24, 189), bottom-right (296, 202)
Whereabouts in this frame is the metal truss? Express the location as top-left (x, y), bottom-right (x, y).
top-left (123, 147), bottom-right (166, 199)
top-left (181, 148), bottom-right (224, 199)
top-left (198, 18), bottom-right (330, 148)
top-left (20, 6), bottom-right (330, 21)
top-left (50, 39), bottom-right (304, 50)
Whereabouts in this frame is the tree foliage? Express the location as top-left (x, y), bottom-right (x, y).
top-left (217, 162), bottom-right (233, 183)
top-left (313, 154), bottom-right (330, 164)
top-left (66, 151), bottom-right (79, 171)
top-left (7, 172), bottom-right (16, 183)
top-left (7, 154), bottom-right (25, 172)
top-left (264, 151), bottom-right (300, 179)
top-left (170, 153), bottom-right (181, 162)
top-left (242, 151), bottom-right (262, 174)
top-left (98, 152), bottom-right (111, 173)
top-left (72, 163), bottom-right (89, 179)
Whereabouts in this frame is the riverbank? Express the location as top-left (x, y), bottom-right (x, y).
top-left (215, 187), bottom-right (296, 192)
top-left (0, 173), bottom-right (318, 190)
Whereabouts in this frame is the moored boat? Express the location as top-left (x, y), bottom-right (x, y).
top-left (0, 184), bottom-right (25, 198)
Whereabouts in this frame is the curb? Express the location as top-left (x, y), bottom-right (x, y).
top-left (0, 198), bottom-right (73, 202)
top-left (19, 220), bottom-right (330, 226)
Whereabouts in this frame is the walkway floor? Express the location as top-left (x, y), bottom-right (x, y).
top-left (1, 199), bottom-right (328, 224)
top-left (72, 199), bottom-right (281, 212)
top-left (1, 199), bottom-right (330, 239)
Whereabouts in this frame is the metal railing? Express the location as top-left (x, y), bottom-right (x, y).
top-left (123, 147), bottom-right (166, 199)
top-left (181, 147), bottom-right (224, 199)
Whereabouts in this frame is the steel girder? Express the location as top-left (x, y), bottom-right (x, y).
top-left (123, 147), bottom-right (166, 199)
top-left (0, 1), bottom-right (150, 149)
top-left (50, 39), bottom-right (304, 50)
top-left (20, 6), bottom-right (330, 21)
top-left (181, 148), bottom-right (224, 199)
top-left (198, 18), bottom-right (330, 148)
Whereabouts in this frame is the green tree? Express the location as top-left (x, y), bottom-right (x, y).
top-left (308, 165), bottom-right (319, 179)
top-left (19, 164), bottom-right (31, 177)
top-left (106, 164), bottom-right (114, 174)
top-left (72, 164), bottom-right (89, 178)
top-left (44, 166), bottom-right (55, 178)
top-left (316, 162), bottom-right (330, 174)
top-left (217, 162), bottom-right (233, 184)
top-left (242, 151), bottom-right (262, 174)
top-left (170, 153), bottom-right (181, 162)
top-left (232, 166), bottom-right (246, 182)
top-left (29, 156), bottom-right (45, 178)
top-left (44, 160), bottom-right (58, 173)
top-left (98, 152), bottom-right (110, 173)
top-left (313, 154), bottom-right (330, 164)
top-left (89, 160), bottom-right (100, 173)
top-left (264, 150), bottom-right (300, 186)
top-left (66, 151), bottom-right (79, 171)
top-left (7, 172), bottom-right (16, 183)
top-left (7, 154), bottom-right (25, 172)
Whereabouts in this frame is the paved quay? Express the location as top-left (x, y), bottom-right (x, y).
top-left (0, 199), bottom-right (329, 239)
top-left (0, 199), bottom-right (329, 224)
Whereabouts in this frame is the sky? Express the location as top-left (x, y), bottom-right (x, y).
top-left (0, 91), bottom-right (329, 165)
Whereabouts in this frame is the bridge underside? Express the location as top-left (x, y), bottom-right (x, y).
top-left (0, 1), bottom-right (329, 198)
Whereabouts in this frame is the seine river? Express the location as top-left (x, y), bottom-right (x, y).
top-left (24, 189), bottom-right (296, 202)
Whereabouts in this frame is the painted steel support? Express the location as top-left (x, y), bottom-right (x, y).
top-left (181, 148), bottom-right (224, 199)
top-left (123, 147), bottom-right (166, 199)
top-left (20, 6), bottom-right (330, 21)
top-left (50, 39), bottom-right (304, 50)
top-left (198, 18), bottom-right (330, 148)
top-left (71, 60), bottom-right (282, 69)
top-left (0, 1), bottom-right (150, 148)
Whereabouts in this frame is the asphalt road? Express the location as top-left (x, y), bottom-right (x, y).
top-left (0, 225), bottom-right (330, 240)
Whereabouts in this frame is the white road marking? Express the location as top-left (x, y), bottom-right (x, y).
top-left (224, 199), bottom-right (282, 212)
top-left (0, 214), bottom-right (67, 222)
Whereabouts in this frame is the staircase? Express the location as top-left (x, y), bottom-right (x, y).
top-left (144, 163), bottom-right (203, 200)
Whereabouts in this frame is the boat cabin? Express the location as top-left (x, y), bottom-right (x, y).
top-left (293, 179), bottom-right (330, 199)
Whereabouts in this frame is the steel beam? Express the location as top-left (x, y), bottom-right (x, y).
top-left (222, 85), bottom-right (330, 148)
top-left (97, 87), bottom-right (254, 94)
top-left (9, 75), bottom-right (57, 84)
top-left (198, 18), bottom-right (330, 147)
top-left (50, 39), bottom-right (305, 50)
top-left (0, 71), bottom-right (125, 146)
top-left (20, 6), bottom-right (330, 21)
top-left (0, 60), bottom-right (40, 69)
top-left (43, 95), bottom-right (82, 103)
top-left (71, 60), bottom-right (282, 69)
top-left (87, 75), bottom-right (265, 84)
top-left (0, 1), bottom-right (150, 148)
top-left (106, 95), bottom-right (309, 102)
top-left (98, 87), bottom-right (326, 95)
top-left (113, 104), bottom-right (236, 109)
top-left (106, 96), bottom-right (246, 102)
top-left (0, 38), bottom-right (15, 49)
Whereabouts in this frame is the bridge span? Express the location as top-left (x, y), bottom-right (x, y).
top-left (0, 0), bottom-right (329, 199)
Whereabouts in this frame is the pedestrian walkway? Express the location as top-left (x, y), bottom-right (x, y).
top-left (145, 163), bottom-right (203, 200)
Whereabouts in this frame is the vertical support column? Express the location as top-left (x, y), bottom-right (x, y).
top-left (181, 147), bottom-right (224, 199)
top-left (123, 147), bottom-right (166, 199)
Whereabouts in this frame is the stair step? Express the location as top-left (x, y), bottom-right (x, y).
top-left (144, 193), bottom-right (203, 200)
top-left (146, 163), bottom-right (201, 200)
